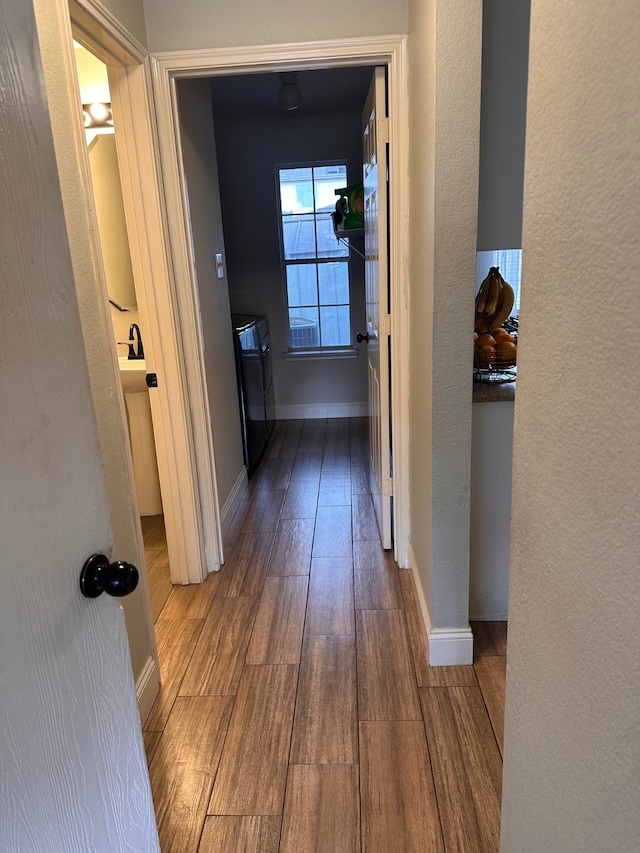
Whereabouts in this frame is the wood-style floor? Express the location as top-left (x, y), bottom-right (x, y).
top-left (142, 418), bottom-right (507, 853)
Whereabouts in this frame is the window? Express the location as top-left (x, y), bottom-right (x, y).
top-left (278, 164), bottom-right (351, 350)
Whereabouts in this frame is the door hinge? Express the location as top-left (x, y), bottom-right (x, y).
top-left (384, 476), bottom-right (394, 497)
top-left (380, 314), bottom-right (391, 337)
top-left (377, 117), bottom-right (389, 145)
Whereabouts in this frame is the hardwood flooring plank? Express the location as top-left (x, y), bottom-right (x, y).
top-left (253, 457), bottom-right (294, 491)
top-left (245, 576), bottom-right (309, 665)
top-left (208, 664), bottom-right (298, 816)
top-left (267, 518), bottom-right (314, 576)
top-left (350, 461), bottom-right (370, 495)
top-left (420, 686), bottom-right (503, 853)
top-left (150, 695), bottom-right (233, 771)
top-left (199, 816), bottom-right (281, 852)
top-left (179, 596), bottom-right (259, 696)
top-left (305, 557), bottom-right (355, 636)
top-left (298, 426), bottom-right (326, 452)
top-left (352, 492), bottom-right (379, 541)
top-left (312, 504), bottom-right (352, 557)
top-left (360, 721), bottom-right (444, 853)
top-left (145, 618), bottom-right (204, 731)
top-left (141, 514), bottom-right (166, 549)
top-left (280, 765), bottom-right (360, 853)
top-left (240, 488), bottom-right (285, 533)
top-left (160, 570), bottom-right (222, 620)
top-left (471, 621), bottom-right (508, 658)
top-left (152, 767), bottom-right (211, 853)
top-left (290, 635), bottom-right (357, 764)
top-left (267, 421), bottom-right (302, 460)
top-left (398, 570), bottom-right (478, 688)
top-left (318, 473), bottom-right (352, 506)
top-left (280, 478), bottom-right (319, 519)
top-left (356, 609), bottom-right (422, 721)
top-left (217, 531), bottom-right (275, 598)
top-left (354, 540), bottom-right (403, 610)
top-left (146, 547), bottom-right (173, 622)
top-left (291, 450), bottom-right (323, 481)
top-left (474, 655), bottom-right (507, 757)
top-left (150, 696), bottom-right (234, 853)
top-left (143, 729), bottom-right (162, 765)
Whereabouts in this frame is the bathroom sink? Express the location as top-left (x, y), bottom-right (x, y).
top-left (118, 357), bottom-right (147, 393)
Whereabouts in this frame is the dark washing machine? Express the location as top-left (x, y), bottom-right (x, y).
top-left (232, 314), bottom-right (274, 476)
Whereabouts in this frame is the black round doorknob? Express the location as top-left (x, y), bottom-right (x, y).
top-left (356, 331), bottom-right (370, 343)
top-left (80, 553), bottom-right (139, 599)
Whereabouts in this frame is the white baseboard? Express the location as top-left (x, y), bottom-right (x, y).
top-left (275, 401), bottom-right (368, 420)
top-left (408, 543), bottom-right (474, 667)
top-left (220, 467), bottom-right (248, 544)
top-left (136, 654), bottom-right (160, 726)
top-left (470, 612), bottom-right (509, 621)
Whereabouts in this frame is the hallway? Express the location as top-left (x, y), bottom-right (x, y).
top-left (143, 418), bottom-right (505, 852)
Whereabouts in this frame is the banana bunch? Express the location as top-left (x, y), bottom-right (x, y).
top-left (475, 266), bottom-right (515, 333)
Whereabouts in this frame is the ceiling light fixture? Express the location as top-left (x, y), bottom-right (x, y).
top-left (278, 73), bottom-right (302, 111)
top-left (82, 102), bottom-right (114, 129)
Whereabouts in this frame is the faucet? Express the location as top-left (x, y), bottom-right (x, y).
top-left (118, 324), bottom-right (144, 360)
top-left (128, 324), bottom-right (144, 359)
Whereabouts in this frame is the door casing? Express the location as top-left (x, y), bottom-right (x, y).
top-left (149, 35), bottom-right (411, 568)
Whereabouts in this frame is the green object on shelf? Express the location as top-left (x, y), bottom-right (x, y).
top-left (332, 184), bottom-right (364, 232)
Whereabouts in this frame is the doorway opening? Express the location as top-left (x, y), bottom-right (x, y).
top-left (152, 35), bottom-right (411, 569)
top-left (72, 43), bottom-right (173, 622)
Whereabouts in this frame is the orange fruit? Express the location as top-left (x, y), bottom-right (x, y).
top-left (495, 339), bottom-right (517, 365)
top-left (476, 334), bottom-right (496, 349)
top-left (491, 328), bottom-right (510, 340)
top-left (475, 345), bottom-right (495, 369)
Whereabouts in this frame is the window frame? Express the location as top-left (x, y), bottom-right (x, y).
top-left (276, 161), bottom-right (355, 355)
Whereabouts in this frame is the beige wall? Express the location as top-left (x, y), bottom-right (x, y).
top-left (99, 0), bottom-right (147, 47)
top-left (501, 0), bottom-right (640, 848)
top-left (408, 0), bottom-right (482, 630)
top-left (176, 79), bottom-right (245, 517)
top-left (142, 0), bottom-right (407, 51)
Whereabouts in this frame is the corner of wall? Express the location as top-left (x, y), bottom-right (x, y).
top-left (408, 543), bottom-right (474, 666)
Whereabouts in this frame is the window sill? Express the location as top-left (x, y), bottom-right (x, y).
top-left (282, 348), bottom-right (359, 361)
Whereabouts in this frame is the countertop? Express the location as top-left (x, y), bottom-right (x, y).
top-left (472, 378), bottom-right (515, 402)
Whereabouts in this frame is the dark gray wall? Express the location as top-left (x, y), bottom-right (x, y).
top-left (477, 0), bottom-right (531, 250)
top-left (213, 109), bottom-right (368, 412)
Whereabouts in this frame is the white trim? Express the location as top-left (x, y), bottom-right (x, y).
top-left (149, 35), bottom-right (411, 570)
top-left (220, 467), bottom-right (248, 547)
top-left (428, 627), bottom-right (474, 667)
top-left (66, 0), bottom-right (215, 586)
top-left (135, 655), bottom-right (160, 726)
top-left (408, 543), bottom-right (475, 666)
top-left (276, 402), bottom-right (368, 420)
top-left (282, 348), bottom-right (359, 361)
top-left (108, 64), bottom-right (216, 584)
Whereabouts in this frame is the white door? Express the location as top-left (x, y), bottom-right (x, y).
top-left (0, 4), bottom-right (159, 851)
top-left (362, 67), bottom-right (393, 549)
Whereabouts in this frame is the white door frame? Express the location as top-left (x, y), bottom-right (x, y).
top-left (67, 0), bottom-right (220, 585)
top-left (149, 35), bottom-right (411, 568)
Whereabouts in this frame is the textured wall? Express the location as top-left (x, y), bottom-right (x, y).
top-left (142, 0), bottom-right (407, 52)
top-left (100, 0), bottom-right (147, 47)
top-left (176, 78), bottom-right (245, 513)
top-left (408, 0), bottom-right (482, 629)
top-left (501, 0), bottom-right (640, 848)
